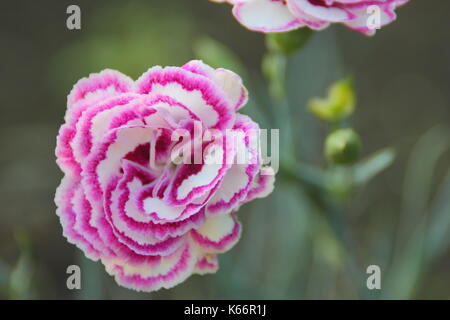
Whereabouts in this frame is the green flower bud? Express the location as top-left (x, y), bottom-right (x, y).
top-left (325, 128), bottom-right (362, 165)
top-left (266, 28), bottom-right (313, 55)
top-left (308, 77), bottom-right (356, 122)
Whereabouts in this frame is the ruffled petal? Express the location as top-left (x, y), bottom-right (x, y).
top-left (194, 254), bottom-right (219, 275)
top-left (103, 243), bottom-right (197, 292)
top-left (136, 66), bottom-right (234, 129)
top-left (232, 0), bottom-right (305, 33)
top-left (288, 0), bottom-right (355, 22)
top-left (343, 0), bottom-right (400, 35)
top-left (182, 60), bottom-right (248, 111)
top-left (164, 135), bottom-right (236, 207)
top-left (55, 177), bottom-right (101, 260)
top-left (191, 213), bottom-right (241, 253)
top-left (242, 171), bottom-right (275, 204)
top-left (207, 114), bottom-right (260, 215)
top-left (67, 69), bottom-right (134, 108)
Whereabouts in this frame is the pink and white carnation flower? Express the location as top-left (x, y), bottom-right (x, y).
top-left (211, 0), bottom-right (410, 35)
top-left (55, 60), bottom-right (274, 292)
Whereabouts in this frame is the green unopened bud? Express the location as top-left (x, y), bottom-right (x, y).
top-left (308, 77), bottom-right (356, 122)
top-left (266, 28), bottom-right (313, 55)
top-left (325, 128), bottom-right (361, 165)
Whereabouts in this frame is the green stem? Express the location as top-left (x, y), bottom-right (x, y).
top-left (264, 31), bottom-right (363, 297)
top-left (281, 163), bottom-right (365, 298)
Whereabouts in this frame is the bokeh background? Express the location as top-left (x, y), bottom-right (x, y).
top-left (0, 0), bottom-right (449, 299)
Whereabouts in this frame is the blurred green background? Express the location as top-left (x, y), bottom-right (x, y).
top-left (0, 0), bottom-right (449, 299)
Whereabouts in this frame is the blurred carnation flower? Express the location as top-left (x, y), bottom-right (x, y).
top-left (55, 60), bottom-right (274, 292)
top-left (211, 0), bottom-right (410, 35)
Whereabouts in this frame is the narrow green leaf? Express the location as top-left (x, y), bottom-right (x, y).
top-left (353, 148), bottom-right (396, 185)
